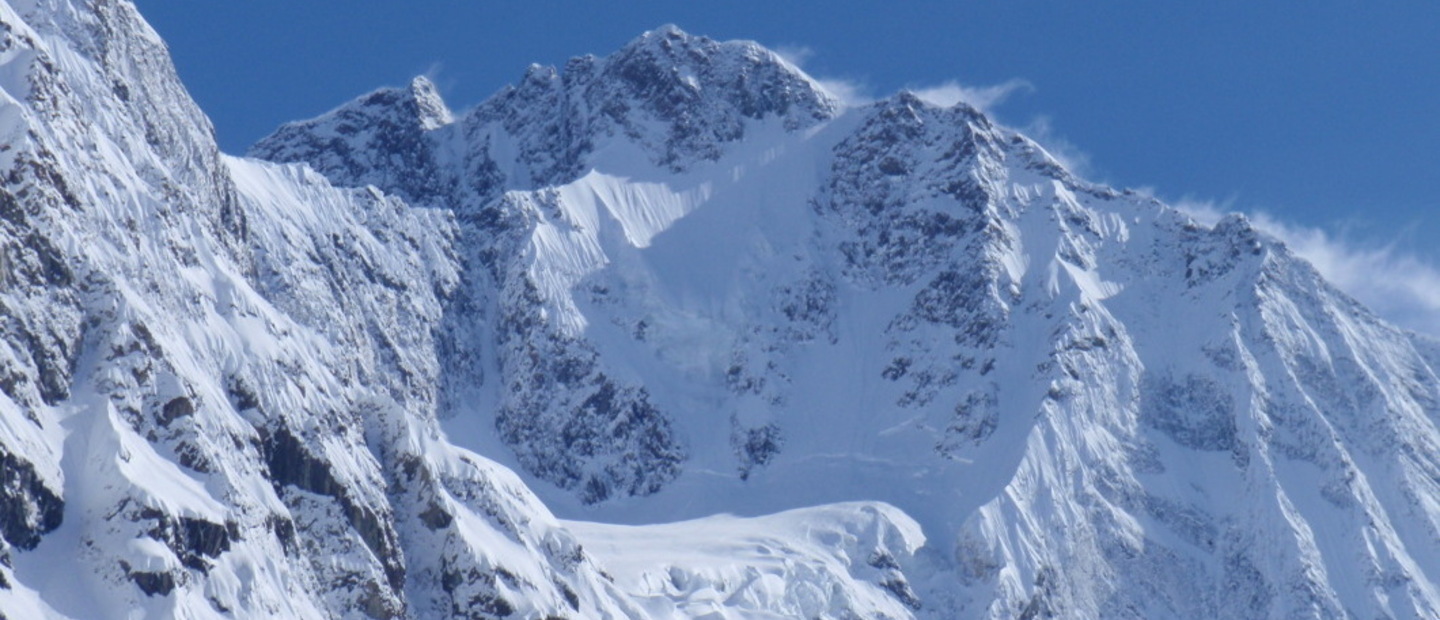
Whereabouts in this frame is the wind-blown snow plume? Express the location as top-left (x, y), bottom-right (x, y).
top-left (911, 78), bottom-right (1034, 112)
top-left (1, 4), bottom-right (1437, 619)
top-left (1177, 198), bottom-right (1440, 337)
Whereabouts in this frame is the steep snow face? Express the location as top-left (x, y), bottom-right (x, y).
top-left (4, 1), bottom-right (1439, 617)
top-left (0, 3), bottom-right (927, 619)
top-left (253, 25), bottom-right (1440, 620)
top-left (253, 26), bottom-right (848, 505)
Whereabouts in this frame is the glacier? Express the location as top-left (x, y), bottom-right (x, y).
top-left (0, 1), bottom-right (1436, 619)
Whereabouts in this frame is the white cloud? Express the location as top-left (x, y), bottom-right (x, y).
top-left (904, 79), bottom-right (1096, 179)
top-left (422, 61), bottom-right (445, 81)
top-left (813, 78), bottom-right (873, 107)
top-left (1020, 116), bottom-right (1093, 177)
top-left (771, 45), bottom-right (814, 68)
top-left (911, 78), bottom-right (1033, 113)
top-left (774, 45), bottom-right (1440, 336)
top-left (768, 47), bottom-right (1086, 180)
top-left (1173, 199), bottom-right (1440, 337)
top-left (901, 79), bottom-right (1092, 178)
top-left (1169, 195), bottom-right (1234, 226)
top-left (770, 43), bottom-right (872, 107)
top-left (772, 41), bottom-right (1440, 339)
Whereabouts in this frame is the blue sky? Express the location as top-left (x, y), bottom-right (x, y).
top-left (132, 1), bottom-right (1440, 333)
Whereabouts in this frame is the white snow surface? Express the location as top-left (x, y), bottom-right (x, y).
top-left (565, 503), bottom-right (925, 619)
top-left (0, 2), bottom-right (1437, 619)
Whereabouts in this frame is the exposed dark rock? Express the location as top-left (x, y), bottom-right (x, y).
top-left (262, 426), bottom-right (344, 497)
top-left (1141, 374), bottom-right (1238, 452)
top-left (262, 425), bottom-right (406, 591)
top-left (868, 551), bottom-right (900, 571)
top-left (267, 515), bottom-right (298, 556)
top-left (133, 507), bottom-right (236, 573)
top-left (122, 561), bottom-right (176, 597)
top-left (1018, 567), bottom-right (1059, 620)
top-left (734, 423), bottom-right (783, 480)
top-left (419, 502), bottom-right (454, 530)
top-left (179, 518), bottom-right (232, 564)
top-left (938, 389), bottom-right (1000, 455)
top-left (224, 375), bottom-right (260, 412)
top-left (158, 395), bottom-right (194, 426)
top-left (498, 370), bottom-right (685, 504)
top-left (881, 577), bottom-right (922, 610)
top-left (0, 446), bottom-right (63, 551)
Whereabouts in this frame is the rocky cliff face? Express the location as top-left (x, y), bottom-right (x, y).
top-left (1, 2), bottom-right (1438, 619)
top-left (252, 26), bottom-right (844, 505)
top-left (0, 3), bottom-right (919, 618)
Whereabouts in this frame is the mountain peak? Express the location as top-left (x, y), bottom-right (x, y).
top-left (636, 23), bottom-right (689, 41)
top-left (332, 75), bottom-right (454, 132)
top-left (622, 23), bottom-right (778, 63)
top-left (405, 75), bottom-right (454, 130)
top-left (603, 24), bottom-right (839, 120)
top-left (248, 76), bottom-right (452, 201)
top-left (253, 75), bottom-right (453, 152)
top-left (623, 23), bottom-right (715, 54)
top-left (617, 23), bottom-right (776, 64)
top-left (9, 4), bottom-right (1440, 618)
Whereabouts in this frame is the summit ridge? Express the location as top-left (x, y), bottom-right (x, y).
top-left (0, 4), bottom-right (1436, 619)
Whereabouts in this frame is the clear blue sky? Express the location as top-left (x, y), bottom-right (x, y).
top-left (132, 1), bottom-right (1440, 278)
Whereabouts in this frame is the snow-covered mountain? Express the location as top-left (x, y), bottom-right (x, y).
top-left (1, 1), bottom-right (1437, 618)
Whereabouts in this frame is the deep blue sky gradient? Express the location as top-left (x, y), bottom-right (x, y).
top-left (133, 1), bottom-right (1440, 252)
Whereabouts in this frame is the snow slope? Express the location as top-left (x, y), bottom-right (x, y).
top-left (0, 2), bottom-right (928, 618)
top-left (0, 1), bottom-right (1436, 619)
top-left (255, 25), bottom-right (1440, 620)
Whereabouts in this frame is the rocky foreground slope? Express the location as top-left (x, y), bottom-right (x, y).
top-left (0, 1), bottom-right (1436, 618)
